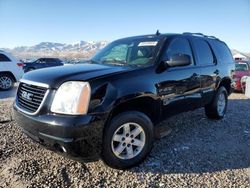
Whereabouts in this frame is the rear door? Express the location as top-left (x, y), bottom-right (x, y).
top-left (157, 36), bottom-right (202, 118)
top-left (190, 38), bottom-right (217, 105)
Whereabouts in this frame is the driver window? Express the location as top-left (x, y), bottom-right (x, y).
top-left (163, 38), bottom-right (194, 65)
top-left (38, 59), bottom-right (46, 63)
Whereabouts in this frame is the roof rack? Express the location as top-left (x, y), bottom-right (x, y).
top-left (183, 32), bottom-right (220, 40)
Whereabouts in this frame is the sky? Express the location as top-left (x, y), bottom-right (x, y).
top-left (0, 0), bottom-right (249, 52)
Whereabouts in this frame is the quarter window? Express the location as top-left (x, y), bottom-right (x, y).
top-left (0, 54), bottom-right (11, 62)
top-left (192, 39), bottom-right (215, 65)
top-left (209, 40), bottom-right (234, 63)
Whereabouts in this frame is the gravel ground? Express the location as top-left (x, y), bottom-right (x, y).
top-left (0, 93), bottom-right (249, 187)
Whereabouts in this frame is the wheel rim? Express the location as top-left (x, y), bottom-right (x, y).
top-left (111, 122), bottom-right (146, 160)
top-left (217, 93), bottom-right (226, 115)
top-left (0, 76), bottom-right (12, 89)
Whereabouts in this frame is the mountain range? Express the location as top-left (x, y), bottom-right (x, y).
top-left (1, 41), bottom-right (108, 60)
top-left (1, 41), bottom-right (249, 60)
top-left (231, 49), bottom-right (250, 58)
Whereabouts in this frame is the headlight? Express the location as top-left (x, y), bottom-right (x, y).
top-left (51, 81), bottom-right (91, 115)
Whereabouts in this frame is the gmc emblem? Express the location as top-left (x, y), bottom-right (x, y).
top-left (21, 90), bottom-right (33, 101)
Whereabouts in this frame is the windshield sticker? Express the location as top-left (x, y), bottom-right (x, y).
top-left (138, 41), bottom-right (158, 46)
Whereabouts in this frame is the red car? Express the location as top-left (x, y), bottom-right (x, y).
top-left (233, 61), bottom-right (250, 92)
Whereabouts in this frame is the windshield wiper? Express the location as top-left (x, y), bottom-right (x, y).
top-left (101, 59), bottom-right (127, 66)
top-left (89, 59), bottom-right (100, 64)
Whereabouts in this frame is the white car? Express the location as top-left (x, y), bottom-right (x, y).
top-left (0, 50), bottom-right (24, 90)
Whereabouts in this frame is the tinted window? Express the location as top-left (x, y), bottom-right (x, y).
top-left (47, 59), bottom-right (55, 63)
top-left (235, 63), bottom-right (248, 71)
top-left (192, 38), bottom-right (214, 65)
top-left (163, 37), bottom-right (194, 65)
top-left (0, 53), bottom-right (11, 62)
top-left (49, 59), bottom-right (61, 64)
top-left (209, 40), bottom-right (234, 63)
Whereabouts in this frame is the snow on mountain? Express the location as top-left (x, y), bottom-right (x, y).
top-left (12, 41), bottom-right (108, 53)
top-left (5, 41), bottom-right (108, 59)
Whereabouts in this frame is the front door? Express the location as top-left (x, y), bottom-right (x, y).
top-left (156, 37), bottom-right (202, 119)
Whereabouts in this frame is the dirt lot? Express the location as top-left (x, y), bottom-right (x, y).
top-left (0, 84), bottom-right (18, 101)
top-left (0, 93), bottom-right (249, 187)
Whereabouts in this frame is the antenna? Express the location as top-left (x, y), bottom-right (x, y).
top-left (156, 30), bottom-right (160, 36)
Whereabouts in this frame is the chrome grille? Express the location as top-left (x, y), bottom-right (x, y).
top-left (17, 82), bottom-right (48, 113)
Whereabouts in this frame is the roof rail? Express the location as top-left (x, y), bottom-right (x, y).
top-left (183, 32), bottom-right (220, 40)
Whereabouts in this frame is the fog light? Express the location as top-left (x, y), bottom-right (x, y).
top-left (54, 144), bottom-right (67, 153)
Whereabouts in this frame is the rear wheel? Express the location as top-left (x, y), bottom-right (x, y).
top-left (0, 74), bottom-right (14, 91)
top-left (205, 86), bottom-right (228, 119)
top-left (102, 111), bottom-right (154, 169)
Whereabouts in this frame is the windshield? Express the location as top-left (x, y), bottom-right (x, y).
top-left (91, 37), bottom-right (161, 67)
top-left (236, 63), bottom-right (248, 71)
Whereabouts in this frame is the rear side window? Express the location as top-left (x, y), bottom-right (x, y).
top-left (163, 37), bottom-right (194, 65)
top-left (47, 59), bottom-right (55, 63)
top-left (209, 40), bottom-right (234, 64)
top-left (49, 59), bottom-right (61, 64)
top-left (192, 38), bottom-right (214, 65)
top-left (0, 53), bottom-right (11, 62)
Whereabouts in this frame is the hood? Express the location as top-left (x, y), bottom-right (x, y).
top-left (22, 63), bottom-right (132, 88)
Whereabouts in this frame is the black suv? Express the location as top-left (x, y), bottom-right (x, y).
top-left (23, 58), bottom-right (63, 72)
top-left (13, 33), bottom-right (235, 169)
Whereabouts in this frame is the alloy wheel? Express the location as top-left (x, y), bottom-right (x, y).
top-left (0, 76), bottom-right (12, 90)
top-left (111, 122), bottom-right (146, 160)
top-left (217, 93), bottom-right (226, 116)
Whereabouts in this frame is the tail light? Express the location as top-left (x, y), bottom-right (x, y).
top-left (17, 63), bottom-right (24, 67)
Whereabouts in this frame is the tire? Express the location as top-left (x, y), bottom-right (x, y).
top-left (0, 73), bottom-right (14, 91)
top-left (205, 86), bottom-right (228, 120)
top-left (102, 111), bottom-right (154, 169)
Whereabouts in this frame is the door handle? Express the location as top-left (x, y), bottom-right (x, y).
top-left (214, 69), bottom-right (219, 75)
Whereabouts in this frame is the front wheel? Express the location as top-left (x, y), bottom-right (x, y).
top-left (0, 74), bottom-right (14, 91)
top-left (205, 86), bottom-right (228, 119)
top-left (102, 111), bottom-right (154, 169)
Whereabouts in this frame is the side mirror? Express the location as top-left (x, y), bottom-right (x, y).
top-left (164, 54), bottom-right (191, 67)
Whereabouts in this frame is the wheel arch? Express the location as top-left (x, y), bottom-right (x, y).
top-left (0, 71), bottom-right (17, 82)
top-left (105, 96), bottom-right (161, 129)
top-left (217, 77), bottom-right (232, 94)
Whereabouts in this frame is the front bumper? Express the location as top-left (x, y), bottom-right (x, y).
top-left (13, 104), bottom-right (109, 162)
